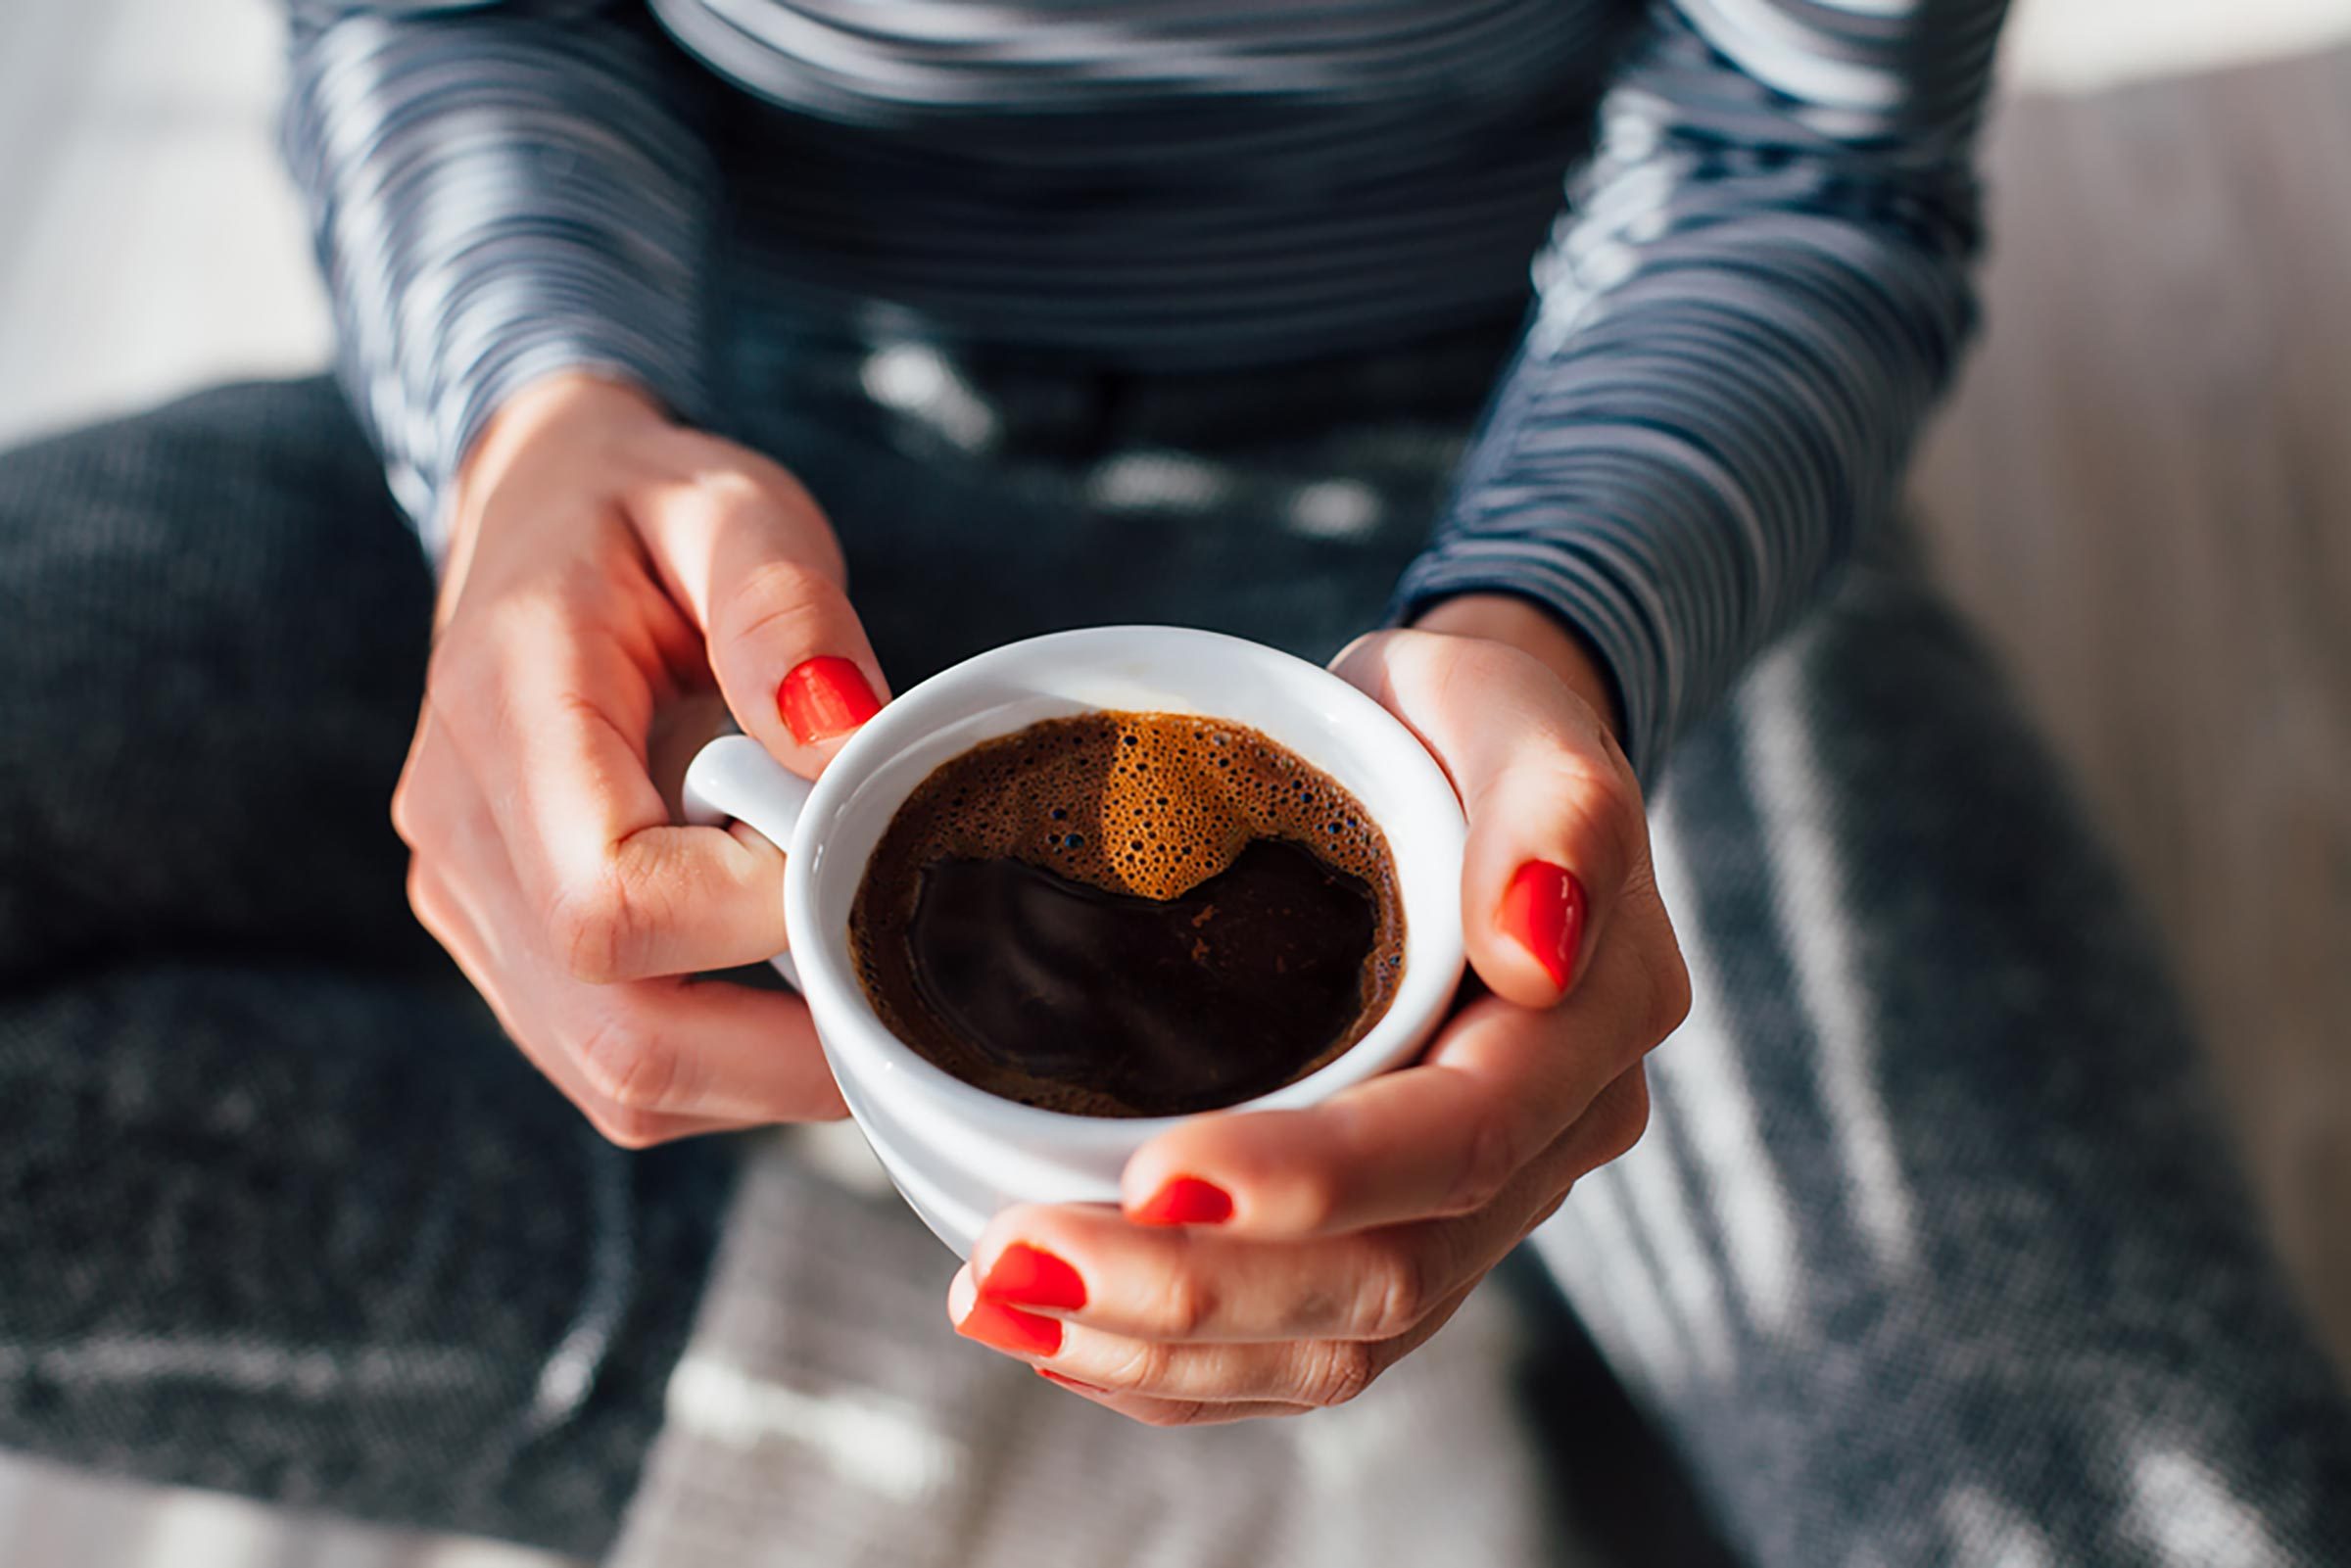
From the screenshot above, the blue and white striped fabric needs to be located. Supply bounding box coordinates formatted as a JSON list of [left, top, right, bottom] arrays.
[[279, 0, 2007, 778]]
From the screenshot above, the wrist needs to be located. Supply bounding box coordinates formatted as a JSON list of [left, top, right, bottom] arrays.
[[443, 370, 669, 588], [457, 370, 667, 494], [1410, 594, 1624, 739]]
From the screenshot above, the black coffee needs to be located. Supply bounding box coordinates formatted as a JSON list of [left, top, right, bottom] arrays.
[[848, 711, 1406, 1117]]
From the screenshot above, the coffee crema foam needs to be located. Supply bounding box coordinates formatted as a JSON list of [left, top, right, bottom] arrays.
[[848, 710, 1406, 1117]]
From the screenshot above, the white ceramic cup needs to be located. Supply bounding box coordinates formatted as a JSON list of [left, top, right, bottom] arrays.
[[680, 625, 1466, 1257]]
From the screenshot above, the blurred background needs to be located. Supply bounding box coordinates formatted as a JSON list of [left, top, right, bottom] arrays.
[[3, 0, 2347, 1561]]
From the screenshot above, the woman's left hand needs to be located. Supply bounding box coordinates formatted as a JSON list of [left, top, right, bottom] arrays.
[[944, 602, 1692, 1424]]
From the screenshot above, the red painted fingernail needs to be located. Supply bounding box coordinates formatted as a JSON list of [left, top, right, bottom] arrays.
[[1036, 1367, 1106, 1393], [979, 1243, 1087, 1310], [1500, 861, 1586, 989], [957, 1299, 1064, 1357], [778, 655, 882, 745], [1129, 1176, 1233, 1227]]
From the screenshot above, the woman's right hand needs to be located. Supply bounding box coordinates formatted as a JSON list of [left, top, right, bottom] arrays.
[[394, 372, 887, 1145]]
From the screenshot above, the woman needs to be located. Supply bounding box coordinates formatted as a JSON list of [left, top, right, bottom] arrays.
[[3, 0, 2347, 1562]]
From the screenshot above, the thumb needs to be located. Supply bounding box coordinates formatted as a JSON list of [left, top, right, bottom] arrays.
[[1333, 628, 1646, 1009], [632, 448, 890, 781]]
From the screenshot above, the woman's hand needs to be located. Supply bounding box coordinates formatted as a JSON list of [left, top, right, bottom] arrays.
[[944, 597, 1689, 1423], [394, 372, 888, 1145]]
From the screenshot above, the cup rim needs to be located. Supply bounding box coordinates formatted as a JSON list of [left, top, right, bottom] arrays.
[[784, 625, 1466, 1156]]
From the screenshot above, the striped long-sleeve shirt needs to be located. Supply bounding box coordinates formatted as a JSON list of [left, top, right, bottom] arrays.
[[281, 0, 2006, 778]]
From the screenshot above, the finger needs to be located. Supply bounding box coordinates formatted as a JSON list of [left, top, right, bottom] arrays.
[[396, 708, 515, 967], [564, 976, 848, 1125], [408, 859, 753, 1145], [962, 1203, 1472, 1345], [1488, 1059, 1652, 1248], [404, 733, 845, 1127], [430, 595, 793, 982], [1122, 901, 1676, 1237], [972, 1069, 1646, 1348], [1333, 628, 1647, 1006], [628, 446, 890, 777], [444, 762, 845, 1124], [951, 1266, 1475, 1410], [1030, 1378, 1313, 1428]]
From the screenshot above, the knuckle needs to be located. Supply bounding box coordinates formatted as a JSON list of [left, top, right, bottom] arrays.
[[1354, 1236, 1434, 1340], [1284, 1164, 1347, 1234], [1158, 1265, 1219, 1341], [1442, 1103, 1519, 1216], [1602, 1072, 1653, 1164], [548, 874, 641, 984], [389, 746, 457, 860], [575, 1010, 684, 1114], [1297, 1340, 1380, 1408], [1101, 1339, 1171, 1395], [718, 558, 837, 646], [1559, 765, 1645, 890], [1570, 748, 1640, 822], [585, 1102, 666, 1151], [388, 772, 422, 848], [1644, 940, 1695, 1043]]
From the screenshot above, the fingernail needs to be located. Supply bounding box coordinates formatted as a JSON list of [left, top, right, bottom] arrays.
[[957, 1299, 1064, 1357], [1500, 860, 1587, 989], [1129, 1176, 1233, 1227], [778, 655, 882, 745], [1036, 1367, 1106, 1392], [979, 1243, 1087, 1310]]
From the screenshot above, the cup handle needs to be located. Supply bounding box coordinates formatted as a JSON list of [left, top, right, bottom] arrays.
[[681, 734, 812, 991]]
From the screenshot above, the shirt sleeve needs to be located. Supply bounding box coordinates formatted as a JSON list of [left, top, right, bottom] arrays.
[[279, 0, 719, 560], [1392, 0, 2007, 779]]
